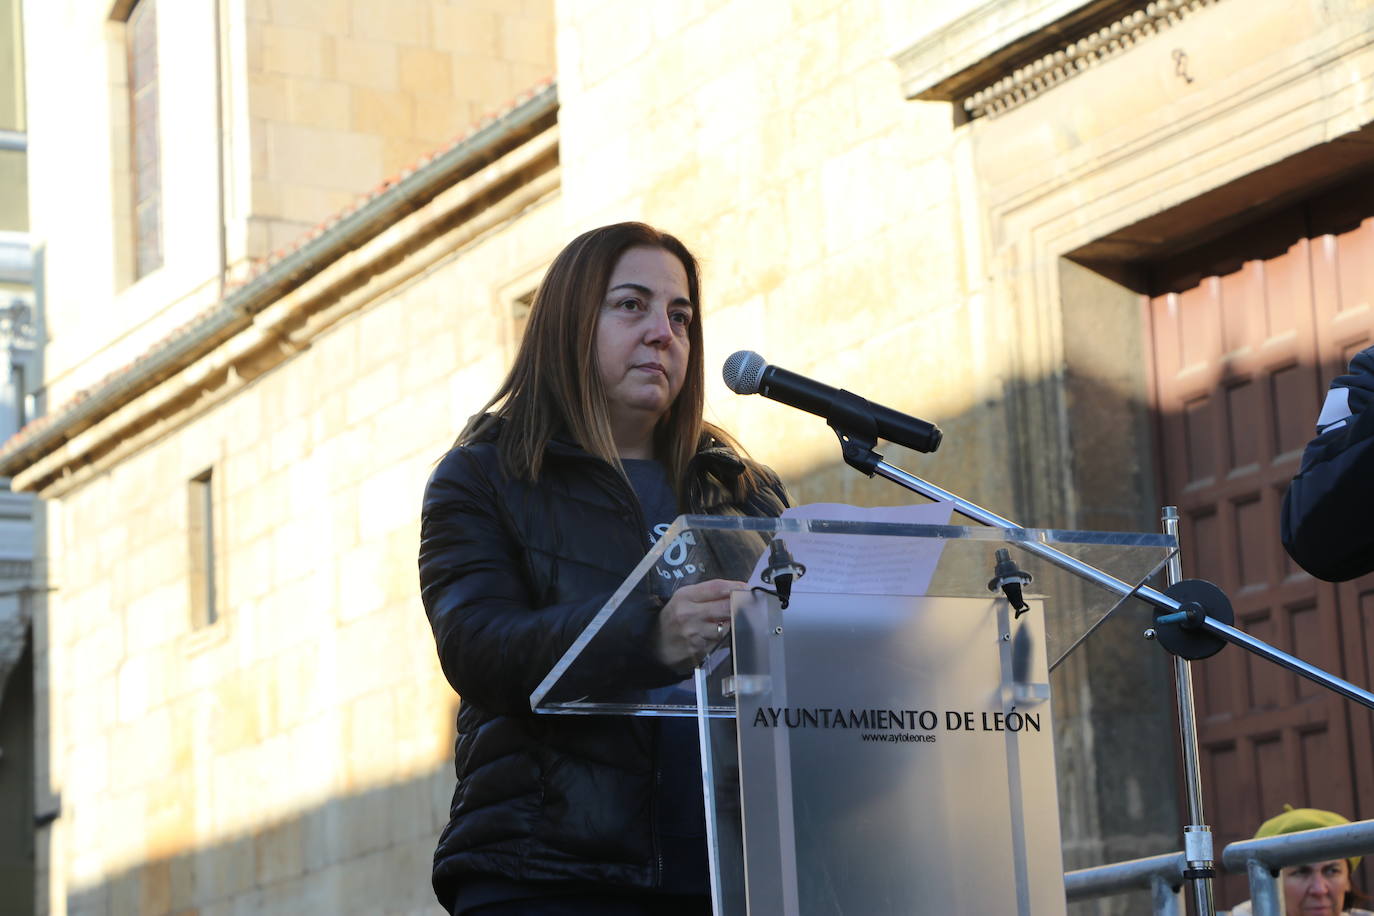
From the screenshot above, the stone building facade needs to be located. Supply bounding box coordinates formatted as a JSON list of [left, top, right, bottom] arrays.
[[3, 0, 1373, 913]]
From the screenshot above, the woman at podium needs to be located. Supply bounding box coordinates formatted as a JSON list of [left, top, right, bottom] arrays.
[[419, 222, 787, 915]]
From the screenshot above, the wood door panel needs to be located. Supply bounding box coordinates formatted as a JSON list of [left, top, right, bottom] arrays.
[[1145, 172, 1374, 908], [1341, 580, 1374, 843], [1310, 189, 1374, 376], [1271, 360, 1317, 461]]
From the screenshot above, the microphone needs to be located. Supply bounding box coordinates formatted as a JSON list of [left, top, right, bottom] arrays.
[[722, 351, 942, 454]]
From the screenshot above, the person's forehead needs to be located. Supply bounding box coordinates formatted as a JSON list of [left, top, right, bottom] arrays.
[[1285, 858, 1348, 873], [610, 247, 687, 281]]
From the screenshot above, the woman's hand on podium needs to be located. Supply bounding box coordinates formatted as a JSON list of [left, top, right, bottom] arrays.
[[653, 578, 744, 671]]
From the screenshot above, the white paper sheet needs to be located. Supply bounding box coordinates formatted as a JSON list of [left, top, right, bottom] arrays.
[[748, 501, 955, 597]]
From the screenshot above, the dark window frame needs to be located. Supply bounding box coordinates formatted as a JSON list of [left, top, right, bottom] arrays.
[[188, 467, 217, 628], [125, 0, 162, 278]]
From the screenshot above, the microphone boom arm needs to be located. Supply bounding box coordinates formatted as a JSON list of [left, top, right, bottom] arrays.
[[866, 455, 1374, 709]]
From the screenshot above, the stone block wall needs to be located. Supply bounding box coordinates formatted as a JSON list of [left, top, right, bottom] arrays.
[[555, 0, 1013, 517], [242, 0, 555, 259], [24, 0, 553, 417], [42, 193, 564, 916]]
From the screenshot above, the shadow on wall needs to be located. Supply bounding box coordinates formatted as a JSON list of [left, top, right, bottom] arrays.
[[0, 635, 35, 913], [61, 749, 455, 916]]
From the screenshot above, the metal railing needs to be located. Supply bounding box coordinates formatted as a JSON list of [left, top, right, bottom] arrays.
[[1065, 851, 1186, 915], [1065, 820, 1374, 915], [1222, 820, 1374, 916]]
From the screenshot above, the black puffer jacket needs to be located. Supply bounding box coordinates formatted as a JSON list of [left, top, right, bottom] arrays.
[[1282, 345, 1374, 581], [419, 429, 786, 911]]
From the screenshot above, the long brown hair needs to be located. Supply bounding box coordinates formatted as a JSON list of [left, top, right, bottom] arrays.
[[458, 222, 736, 492]]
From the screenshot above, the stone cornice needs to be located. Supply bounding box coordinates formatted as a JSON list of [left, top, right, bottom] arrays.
[[895, 0, 1138, 102], [894, 0, 1226, 120], [5, 112, 560, 498], [964, 0, 1223, 119]]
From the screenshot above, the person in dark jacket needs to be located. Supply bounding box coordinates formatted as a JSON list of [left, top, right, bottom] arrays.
[[419, 222, 787, 915], [1281, 345, 1374, 581]]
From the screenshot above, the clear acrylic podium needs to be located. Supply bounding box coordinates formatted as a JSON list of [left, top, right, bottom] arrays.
[[531, 515, 1176, 916]]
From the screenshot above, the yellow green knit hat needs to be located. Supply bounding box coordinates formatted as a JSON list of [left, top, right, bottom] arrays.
[[1254, 805, 1361, 872]]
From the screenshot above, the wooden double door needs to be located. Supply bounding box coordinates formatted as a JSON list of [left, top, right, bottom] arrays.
[[1145, 172, 1374, 905]]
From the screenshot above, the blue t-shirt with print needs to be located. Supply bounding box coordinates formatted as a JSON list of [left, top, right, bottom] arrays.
[[623, 459, 709, 897]]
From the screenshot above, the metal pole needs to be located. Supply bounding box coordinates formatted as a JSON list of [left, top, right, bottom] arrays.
[[1188, 616, 1374, 708], [870, 461, 1374, 711], [696, 665, 727, 916], [1161, 507, 1215, 916], [1152, 874, 1185, 916], [1247, 859, 1282, 916]]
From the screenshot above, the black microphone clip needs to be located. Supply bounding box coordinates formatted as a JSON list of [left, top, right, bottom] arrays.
[[761, 538, 806, 610], [988, 548, 1032, 618]]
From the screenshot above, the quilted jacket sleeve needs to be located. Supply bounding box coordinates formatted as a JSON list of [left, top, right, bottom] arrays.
[[1281, 346, 1374, 582], [419, 447, 680, 716]]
